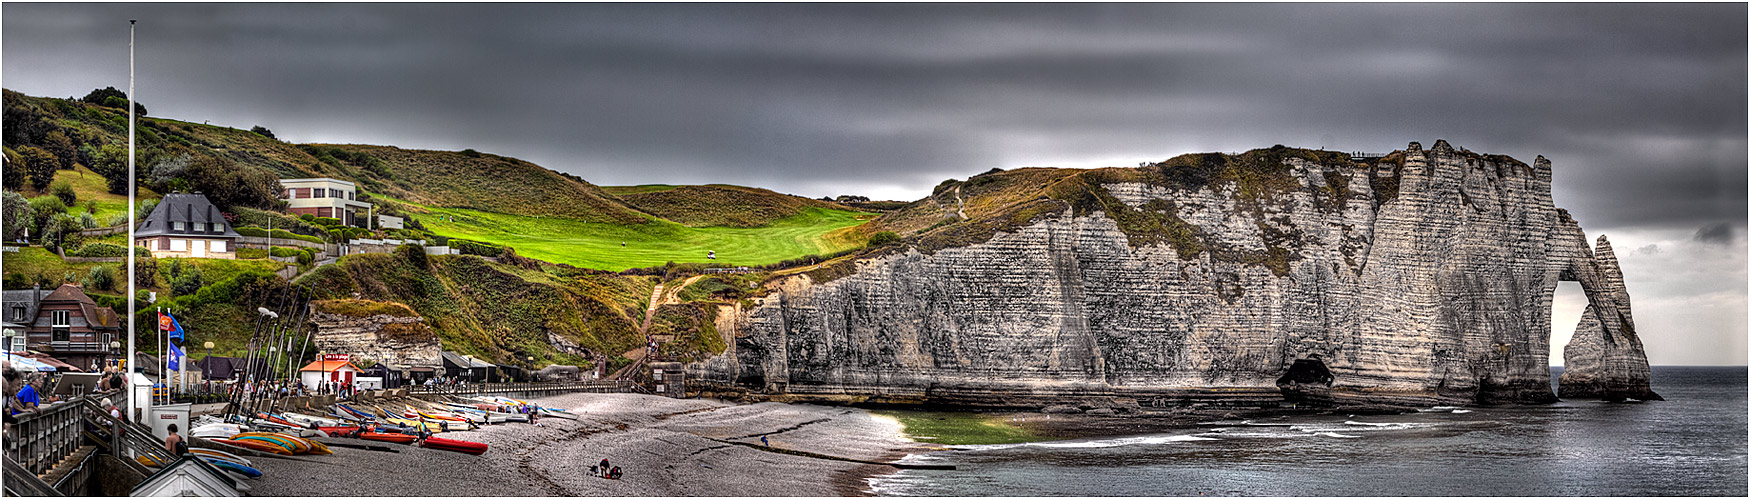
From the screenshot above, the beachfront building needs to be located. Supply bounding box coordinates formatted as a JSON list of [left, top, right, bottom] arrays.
[[280, 178, 373, 228], [3, 285, 53, 353], [298, 358, 366, 391], [134, 193, 242, 259], [9, 283, 122, 371]]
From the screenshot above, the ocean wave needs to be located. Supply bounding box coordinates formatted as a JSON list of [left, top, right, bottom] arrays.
[[1451, 409, 1472, 414], [953, 434, 1219, 451], [1343, 420, 1433, 430], [1315, 432, 1362, 439]]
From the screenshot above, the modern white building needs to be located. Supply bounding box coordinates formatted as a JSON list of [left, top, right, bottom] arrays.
[[280, 178, 374, 228]]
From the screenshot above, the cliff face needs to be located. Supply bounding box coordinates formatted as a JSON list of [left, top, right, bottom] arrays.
[[309, 309, 443, 371], [691, 141, 1658, 407]]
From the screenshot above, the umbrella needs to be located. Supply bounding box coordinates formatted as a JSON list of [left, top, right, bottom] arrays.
[[3, 353, 57, 372]]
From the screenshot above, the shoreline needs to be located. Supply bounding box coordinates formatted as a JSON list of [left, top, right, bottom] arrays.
[[245, 392, 926, 496]]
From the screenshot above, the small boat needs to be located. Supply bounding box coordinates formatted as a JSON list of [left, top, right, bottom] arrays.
[[318, 425, 361, 436], [213, 438, 293, 455], [383, 417, 446, 433], [201, 457, 264, 478], [282, 412, 342, 427], [419, 436, 489, 455], [233, 433, 309, 454], [189, 447, 254, 467], [191, 423, 245, 439], [358, 432, 418, 444]]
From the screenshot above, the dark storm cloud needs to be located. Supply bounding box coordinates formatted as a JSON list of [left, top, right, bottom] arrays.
[[2, 3, 1743, 229], [1695, 222, 1737, 245]]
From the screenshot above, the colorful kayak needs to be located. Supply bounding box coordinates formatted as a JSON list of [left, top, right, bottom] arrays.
[[201, 457, 263, 478], [213, 438, 293, 455], [419, 436, 488, 455], [358, 432, 418, 444], [189, 447, 254, 467], [232, 433, 307, 454]]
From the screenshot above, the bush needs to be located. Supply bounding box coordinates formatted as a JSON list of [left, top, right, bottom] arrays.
[[78, 212, 96, 229], [70, 242, 128, 257], [27, 196, 66, 236], [43, 213, 82, 251], [84, 265, 116, 292], [867, 231, 900, 247], [450, 239, 504, 257], [134, 256, 158, 288], [311, 216, 342, 228], [49, 180, 76, 205], [395, 243, 428, 270], [170, 264, 204, 296], [461, 148, 481, 158], [249, 125, 275, 140], [269, 246, 304, 258], [137, 198, 158, 221], [106, 213, 129, 227], [236, 247, 268, 259]]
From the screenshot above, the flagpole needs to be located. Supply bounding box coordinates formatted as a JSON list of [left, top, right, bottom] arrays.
[[126, 18, 138, 420]]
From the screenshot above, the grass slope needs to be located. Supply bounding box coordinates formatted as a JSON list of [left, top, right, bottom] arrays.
[[605, 184, 859, 228], [408, 197, 871, 271], [316, 144, 647, 224]]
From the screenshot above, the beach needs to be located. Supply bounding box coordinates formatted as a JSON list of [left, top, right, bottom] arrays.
[[243, 393, 929, 496]]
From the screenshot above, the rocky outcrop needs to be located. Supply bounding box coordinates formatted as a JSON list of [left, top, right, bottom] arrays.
[[691, 141, 1657, 408], [309, 309, 443, 370]]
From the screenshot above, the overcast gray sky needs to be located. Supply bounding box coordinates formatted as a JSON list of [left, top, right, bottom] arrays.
[[3, 3, 1744, 365]]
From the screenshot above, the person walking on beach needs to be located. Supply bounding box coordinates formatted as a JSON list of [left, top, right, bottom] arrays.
[[761, 435, 769, 447], [599, 458, 610, 477]]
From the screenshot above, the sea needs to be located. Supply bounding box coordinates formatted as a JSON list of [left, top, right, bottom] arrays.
[[868, 366, 1747, 496]]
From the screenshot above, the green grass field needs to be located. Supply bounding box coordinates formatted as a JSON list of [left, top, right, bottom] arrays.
[[43, 165, 160, 224], [405, 199, 873, 271]]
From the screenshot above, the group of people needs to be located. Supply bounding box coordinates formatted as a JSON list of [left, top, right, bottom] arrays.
[[590, 458, 623, 480]]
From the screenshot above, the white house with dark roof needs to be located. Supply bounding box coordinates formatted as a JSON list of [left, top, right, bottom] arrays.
[[134, 193, 242, 259]]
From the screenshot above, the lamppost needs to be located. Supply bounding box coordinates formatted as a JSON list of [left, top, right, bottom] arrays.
[[203, 341, 214, 379], [526, 356, 534, 383], [110, 341, 121, 371]]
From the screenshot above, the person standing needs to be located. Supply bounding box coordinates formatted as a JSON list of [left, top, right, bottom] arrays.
[[164, 423, 187, 455]]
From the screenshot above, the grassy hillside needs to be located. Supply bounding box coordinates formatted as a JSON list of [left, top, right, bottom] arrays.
[[397, 196, 870, 271], [311, 144, 647, 224], [295, 251, 672, 369], [604, 184, 858, 228]]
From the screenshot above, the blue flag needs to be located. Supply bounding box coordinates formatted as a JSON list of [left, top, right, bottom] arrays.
[[166, 313, 185, 344], [168, 342, 184, 371]]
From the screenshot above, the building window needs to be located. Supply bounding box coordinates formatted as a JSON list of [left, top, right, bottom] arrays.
[[170, 239, 187, 251], [52, 310, 69, 326], [10, 306, 25, 322], [295, 188, 311, 199], [194, 222, 206, 232], [172, 221, 185, 231], [53, 327, 69, 342], [348, 191, 355, 201], [315, 188, 326, 198], [211, 240, 227, 253], [211, 223, 223, 234]]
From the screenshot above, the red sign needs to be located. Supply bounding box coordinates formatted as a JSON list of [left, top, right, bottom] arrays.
[[158, 314, 172, 331], [160, 414, 178, 419], [322, 354, 351, 363]]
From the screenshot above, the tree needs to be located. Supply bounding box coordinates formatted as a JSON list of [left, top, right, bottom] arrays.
[[84, 265, 116, 292], [84, 87, 146, 115], [27, 196, 65, 239], [1, 191, 31, 241], [16, 146, 58, 191], [90, 143, 133, 195], [40, 131, 76, 170], [249, 126, 275, 140], [2, 148, 23, 190]]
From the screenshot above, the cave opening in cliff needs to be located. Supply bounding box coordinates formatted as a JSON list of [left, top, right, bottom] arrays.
[[1551, 281, 1587, 369], [1276, 356, 1335, 403]]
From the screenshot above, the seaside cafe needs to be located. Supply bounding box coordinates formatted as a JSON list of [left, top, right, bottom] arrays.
[[299, 354, 365, 390]]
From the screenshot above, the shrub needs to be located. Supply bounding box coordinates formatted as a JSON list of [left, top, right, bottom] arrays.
[[84, 265, 116, 292], [134, 256, 158, 288], [106, 213, 129, 227], [249, 125, 275, 140], [83, 200, 98, 214], [461, 148, 481, 158], [27, 195, 66, 235], [867, 231, 900, 247], [236, 247, 268, 259], [311, 216, 342, 227], [297, 248, 314, 265], [450, 239, 504, 257], [395, 243, 428, 269], [70, 242, 127, 257], [137, 198, 158, 221], [269, 246, 304, 258], [300, 214, 314, 222], [61, 271, 77, 285], [170, 264, 204, 296], [49, 180, 76, 205], [78, 212, 96, 229]]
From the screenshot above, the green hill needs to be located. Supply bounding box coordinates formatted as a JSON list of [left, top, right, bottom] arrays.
[[604, 184, 858, 228], [308, 144, 648, 224]]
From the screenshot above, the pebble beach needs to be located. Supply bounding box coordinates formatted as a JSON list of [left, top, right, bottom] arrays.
[[242, 393, 929, 496]]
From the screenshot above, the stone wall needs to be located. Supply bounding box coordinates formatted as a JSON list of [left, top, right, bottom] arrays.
[[690, 141, 1658, 408]]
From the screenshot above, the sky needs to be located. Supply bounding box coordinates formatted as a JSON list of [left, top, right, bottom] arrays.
[[3, 3, 1744, 365]]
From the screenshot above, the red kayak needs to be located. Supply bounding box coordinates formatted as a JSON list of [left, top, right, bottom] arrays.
[[318, 426, 361, 436], [420, 436, 488, 455], [359, 432, 418, 444]]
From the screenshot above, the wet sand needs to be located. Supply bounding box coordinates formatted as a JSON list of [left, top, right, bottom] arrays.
[[245, 393, 927, 496]]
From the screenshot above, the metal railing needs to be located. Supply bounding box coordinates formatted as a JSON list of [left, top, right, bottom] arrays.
[[406, 380, 631, 396]]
